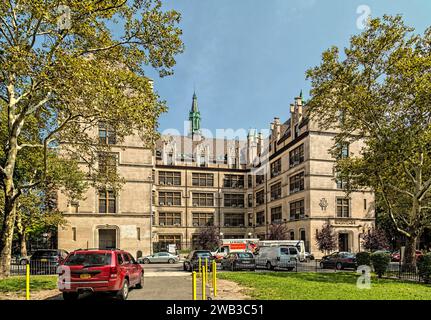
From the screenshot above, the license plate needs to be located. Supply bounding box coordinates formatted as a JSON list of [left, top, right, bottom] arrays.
[[80, 274, 91, 279], [40, 259, 47, 262]]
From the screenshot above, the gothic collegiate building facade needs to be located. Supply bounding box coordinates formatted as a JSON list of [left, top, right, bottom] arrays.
[[57, 92, 375, 259]]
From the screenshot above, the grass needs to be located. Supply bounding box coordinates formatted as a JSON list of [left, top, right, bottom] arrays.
[[218, 272, 431, 300], [0, 276, 57, 294]]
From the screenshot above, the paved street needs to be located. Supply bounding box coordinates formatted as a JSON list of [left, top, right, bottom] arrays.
[[50, 262, 202, 300]]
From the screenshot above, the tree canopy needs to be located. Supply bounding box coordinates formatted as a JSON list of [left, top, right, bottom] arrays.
[[0, 0, 184, 277]]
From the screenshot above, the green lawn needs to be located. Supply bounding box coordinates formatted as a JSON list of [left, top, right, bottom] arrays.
[[0, 276, 57, 293], [218, 272, 431, 300]]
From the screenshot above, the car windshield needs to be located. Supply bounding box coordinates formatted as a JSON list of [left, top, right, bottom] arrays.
[[237, 253, 253, 259], [64, 253, 111, 266], [32, 251, 56, 258], [195, 252, 211, 258]]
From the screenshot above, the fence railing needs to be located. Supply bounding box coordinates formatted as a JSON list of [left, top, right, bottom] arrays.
[[10, 261, 59, 276]]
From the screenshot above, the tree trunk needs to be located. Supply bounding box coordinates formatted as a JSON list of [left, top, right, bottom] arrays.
[[0, 200, 17, 278], [403, 236, 417, 267], [15, 212, 27, 257]]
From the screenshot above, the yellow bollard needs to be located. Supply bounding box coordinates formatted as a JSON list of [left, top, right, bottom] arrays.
[[212, 260, 217, 297], [192, 271, 197, 300], [205, 258, 208, 284], [198, 257, 202, 277], [26, 262, 30, 300], [201, 266, 206, 300]]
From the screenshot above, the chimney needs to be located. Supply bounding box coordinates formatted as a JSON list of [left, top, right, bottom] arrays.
[[274, 117, 281, 141]]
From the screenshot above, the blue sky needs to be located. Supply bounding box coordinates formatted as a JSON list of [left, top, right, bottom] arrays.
[[144, 0, 431, 137]]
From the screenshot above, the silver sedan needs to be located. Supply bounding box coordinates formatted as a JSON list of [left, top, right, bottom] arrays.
[[138, 252, 180, 264]]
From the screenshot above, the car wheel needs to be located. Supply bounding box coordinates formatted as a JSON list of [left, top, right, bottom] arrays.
[[62, 292, 79, 301], [20, 259, 28, 265], [168, 258, 175, 264], [117, 279, 129, 300], [319, 262, 324, 269], [266, 261, 272, 270], [336, 262, 343, 270], [143, 258, 150, 264], [135, 272, 144, 289]]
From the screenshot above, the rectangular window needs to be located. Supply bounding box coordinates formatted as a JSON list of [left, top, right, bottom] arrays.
[[289, 172, 305, 194], [271, 206, 282, 223], [270, 159, 282, 178], [98, 122, 116, 145], [248, 175, 252, 188], [223, 175, 245, 188], [72, 227, 76, 241], [256, 173, 265, 185], [289, 144, 305, 167], [270, 182, 282, 200], [290, 200, 304, 221], [192, 173, 214, 187], [224, 213, 245, 227], [224, 194, 245, 207], [192, 213, 214, 227], [256, 211, 265, 226], [159, 171, 181, 186], [137, 227, 141, 240], [158, 192, 181, 206], [338, 143, 349, 159], [98, 153, 117, 176], [248, 194, 253, 207], [159, 212, 181, 226], [158, 235, 181, 250], [192, 193, 214, 207], [248, 213, 253, 227], [364, 199, 367, 210], [337, 198, 350, 217], [99, 189, 116, 213], [256, 190, 265, 206]]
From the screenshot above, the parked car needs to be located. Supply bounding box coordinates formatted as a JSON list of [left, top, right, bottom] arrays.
[[221, 252, 256, 271], [304, 252, 315, 262], [58, 249, 143, 300], [29, 249, 68, 274], [319, 252, 356, 270], [391, 250, 423, 262], [183, 250, 215, 272], [138, 252, 180, 264], [255, 246, 298, 271]]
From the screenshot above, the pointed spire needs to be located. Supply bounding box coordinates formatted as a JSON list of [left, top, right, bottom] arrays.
[[189, 90, 201, 136], [299, 90, 303, 99]]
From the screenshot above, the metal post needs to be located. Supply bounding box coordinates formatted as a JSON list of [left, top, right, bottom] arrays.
[[192, 271, 197, 300], [212, 260, 217, 297], [205, 258, 208, 284], [201, 266, 206, 300], [26, 262, 30, 300]]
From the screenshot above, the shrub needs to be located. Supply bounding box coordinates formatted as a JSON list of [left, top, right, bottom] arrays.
[[356, 252, 371, 267], [370, 252, 391, 278], [417, 253, 431, 284]]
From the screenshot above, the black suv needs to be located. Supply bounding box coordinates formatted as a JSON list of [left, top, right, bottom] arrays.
[[30, 249, 69, 274], [183, 250, 214, 272]]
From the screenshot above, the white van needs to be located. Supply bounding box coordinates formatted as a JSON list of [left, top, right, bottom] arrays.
[[255, 246, 298, 271], [258, 240, 306, 261]]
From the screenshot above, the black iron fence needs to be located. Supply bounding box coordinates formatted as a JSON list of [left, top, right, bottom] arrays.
[[10, 261, 59, 276], [383, 263, 423, 283]]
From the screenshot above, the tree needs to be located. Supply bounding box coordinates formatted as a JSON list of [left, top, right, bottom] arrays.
[[362, 228, 389, 252], [316, 224, 337, 254], [195, 226, 220, 251], [306, 15, 431, 266], [0, 0, 184, 277], [268, 223, 288, 240]]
